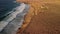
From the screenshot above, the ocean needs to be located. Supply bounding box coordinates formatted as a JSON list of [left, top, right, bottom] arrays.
[[0, 0, 20, 20], [0, 2, 29, 34]]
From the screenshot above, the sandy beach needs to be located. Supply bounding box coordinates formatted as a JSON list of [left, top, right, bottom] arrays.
[[17, 0, 60, 34]]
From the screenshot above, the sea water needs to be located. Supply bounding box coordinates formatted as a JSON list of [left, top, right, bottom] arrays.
[[0, 0, 20, 20], [0, 0, 29, 34]]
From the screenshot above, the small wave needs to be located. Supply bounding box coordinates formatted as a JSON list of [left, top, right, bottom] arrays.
[[0, 3, 29, 34]]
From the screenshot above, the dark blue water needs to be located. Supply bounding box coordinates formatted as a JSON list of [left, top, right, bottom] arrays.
[[0, 0, 20, 20]]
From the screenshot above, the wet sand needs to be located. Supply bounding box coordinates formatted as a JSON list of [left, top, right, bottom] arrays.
[[17, 0, 60, 34], [21, 3, 60, 34]]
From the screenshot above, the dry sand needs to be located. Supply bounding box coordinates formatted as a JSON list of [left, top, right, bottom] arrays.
[[17, 0, 60, 34]]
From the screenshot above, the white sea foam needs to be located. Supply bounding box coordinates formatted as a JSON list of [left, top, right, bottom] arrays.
[[0, 3, 25, 31]]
